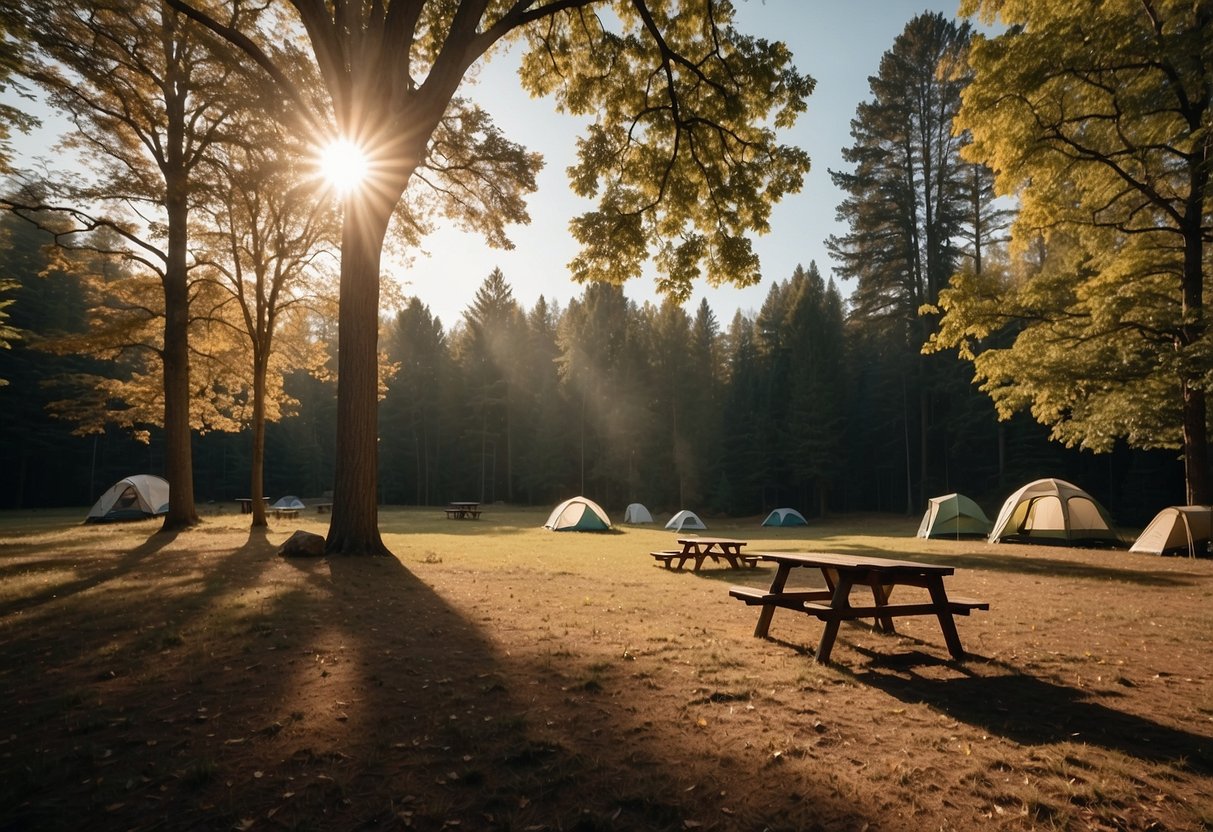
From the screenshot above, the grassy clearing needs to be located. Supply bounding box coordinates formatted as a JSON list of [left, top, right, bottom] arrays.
[[0, 505, 1210, 830]]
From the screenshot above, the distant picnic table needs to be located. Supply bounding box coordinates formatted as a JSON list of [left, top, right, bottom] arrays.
[[650, 537, 760, 571], [237, 497, 270, 514], [445, 501, 481, 520]]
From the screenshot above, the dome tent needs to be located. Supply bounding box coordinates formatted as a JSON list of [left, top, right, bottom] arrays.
[[1130, 506, 1212, 557], [916, 493, 990, 539], [271, 495, 305, 510], [86, 474, 170, 523], [762, 507, 807, 527], [623, 503, 654, 524], [988, 478, 1122, 547], [544, 496, 612, 531], [665, 510, 706, 531]]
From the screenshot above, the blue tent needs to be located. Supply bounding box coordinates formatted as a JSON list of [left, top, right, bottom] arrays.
[[762, 508, 807, 527]]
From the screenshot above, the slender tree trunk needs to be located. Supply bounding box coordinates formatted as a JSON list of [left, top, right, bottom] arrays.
[[1181, 216, 1210, 504], [250, 350, 268, 528], [1181, 140, 1210, 504], [902, 375, 913, 515], [160, 181, 199, 531], [157, 5, 197, 532]]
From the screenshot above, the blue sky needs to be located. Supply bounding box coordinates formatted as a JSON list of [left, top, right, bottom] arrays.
[[405, 0, 963, 328], [8, 1, 963, 329]]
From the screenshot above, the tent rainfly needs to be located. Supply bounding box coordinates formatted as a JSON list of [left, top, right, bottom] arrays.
[[85, 474, 170, 523], [271, 495, 305, 510], [623, 503, 654, 524], [1130, 506, 1212, 557], [916, 493, 990, 539], [665, 510, 707, 531], [988, 478, 1122, 546], [544, 496, 612, 531], [763, 507, 808, 527]]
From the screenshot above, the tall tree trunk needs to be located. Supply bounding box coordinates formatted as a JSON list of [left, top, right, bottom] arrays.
[[157, 6, 198, 532], [1181, 148, 1210, 504], [160, 182, 199, 531], [1182, 383, 1209, 505], [250, 349, 268, 528], [1181, 203, 1210, 504], [325, 195, 394, 556]]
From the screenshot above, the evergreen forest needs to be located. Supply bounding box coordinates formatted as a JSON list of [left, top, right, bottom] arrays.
[[0, 226, 1183, 524]]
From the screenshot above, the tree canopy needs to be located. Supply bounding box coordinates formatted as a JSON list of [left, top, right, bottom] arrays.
[[931, 0, 1213, 502], [169, 0, 815, 554]]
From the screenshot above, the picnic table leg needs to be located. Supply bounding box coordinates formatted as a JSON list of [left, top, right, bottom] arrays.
[[868, 581, 896, 634], [754, 563, 792, 638], [723, 544, 742, 569], [815, 573, 856, 664], [927, 578, 966, 660]]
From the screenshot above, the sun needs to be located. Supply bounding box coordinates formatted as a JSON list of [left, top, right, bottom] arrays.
[[319, 138, 370, 194]]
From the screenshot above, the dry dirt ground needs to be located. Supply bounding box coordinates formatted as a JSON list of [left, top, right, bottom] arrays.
[[0, 506, 1210, 832]]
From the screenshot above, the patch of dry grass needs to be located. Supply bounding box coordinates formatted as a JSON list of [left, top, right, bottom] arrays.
[[0, 505, 1210, 831]]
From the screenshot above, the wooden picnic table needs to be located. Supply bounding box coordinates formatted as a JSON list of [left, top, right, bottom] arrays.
[[651, 537, 760, 571], [445, 501, 482, 520], [237, 497, 270, 514], [729, 552, 988, 663]]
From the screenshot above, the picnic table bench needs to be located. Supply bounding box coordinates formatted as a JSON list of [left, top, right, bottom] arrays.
[[729, 552, 987, 663], [445, 501, 482, 520], [651, 537, 760, 570]]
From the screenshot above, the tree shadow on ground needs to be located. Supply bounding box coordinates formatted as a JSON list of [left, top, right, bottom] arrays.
[[843, 650, 1213, 775], [0, 528, 180, 617], [209, 553, 854, 831]]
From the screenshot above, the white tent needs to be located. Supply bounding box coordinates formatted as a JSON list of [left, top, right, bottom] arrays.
[[85, 474, 170, 523], [762, 507, 807, 527], [623, 503, 654, 524], [544, 496, 612, 531], [271, 495, 305, 510], [665, 510, 706, 531], [916, 493, 990, 539], [1130, 506, 1212, 557], [988, 478, 1122, 546]]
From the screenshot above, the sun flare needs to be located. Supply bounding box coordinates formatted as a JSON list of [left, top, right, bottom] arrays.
[[319, 138, 370, 194]]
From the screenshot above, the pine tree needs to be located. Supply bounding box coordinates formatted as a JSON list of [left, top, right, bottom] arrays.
[[828, 12, 976, 510]]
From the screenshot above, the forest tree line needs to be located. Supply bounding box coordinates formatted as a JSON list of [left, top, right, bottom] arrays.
[[0, 215, 1183, 524]]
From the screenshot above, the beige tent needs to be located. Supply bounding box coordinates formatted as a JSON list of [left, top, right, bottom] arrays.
[[989, 478, 1122, 547], [1130, 506, 1212, 557], [544, 496, 612, 531], [85, 474, 169, 523]]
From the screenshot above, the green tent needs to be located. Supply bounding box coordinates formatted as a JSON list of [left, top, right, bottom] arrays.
[[916, 493, 990, 539]]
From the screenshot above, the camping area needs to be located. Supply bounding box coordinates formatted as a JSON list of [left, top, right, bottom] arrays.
[[1, 506, 1210, 831], [3, 2, 1213, 830]]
